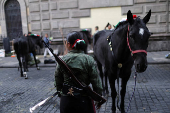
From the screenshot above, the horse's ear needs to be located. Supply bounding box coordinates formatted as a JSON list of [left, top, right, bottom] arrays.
[[143, 9, 151, 24], [127, 10, 134, 25]]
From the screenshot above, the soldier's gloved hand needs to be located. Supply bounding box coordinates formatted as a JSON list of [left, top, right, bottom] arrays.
[[57, 91, 61, 97], [95, 101, 101, 109]]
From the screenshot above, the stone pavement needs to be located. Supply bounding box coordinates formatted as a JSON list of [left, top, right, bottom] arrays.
[[0, 65, 170, 113], [0, 51, 170, 113], [0, 51, 170, 68]]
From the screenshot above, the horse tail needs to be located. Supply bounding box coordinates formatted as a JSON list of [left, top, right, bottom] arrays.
[[18, 41, 22, 55], [15, 38, 29, 57], [14, 39, 19, 55]]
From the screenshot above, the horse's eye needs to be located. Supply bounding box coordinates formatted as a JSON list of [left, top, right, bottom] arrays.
[[129, 33, 133, 38], [129, 34, 132, 38], [150, 32, 153, 36]]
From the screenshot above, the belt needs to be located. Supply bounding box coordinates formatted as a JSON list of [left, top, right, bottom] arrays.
[[62, 83, 86, 97]]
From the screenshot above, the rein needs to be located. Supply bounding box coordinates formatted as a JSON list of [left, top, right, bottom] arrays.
[[126, 71, 137, 113]]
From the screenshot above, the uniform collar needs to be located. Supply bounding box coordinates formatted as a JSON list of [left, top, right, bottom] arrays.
[[68, 50, 84, 53]]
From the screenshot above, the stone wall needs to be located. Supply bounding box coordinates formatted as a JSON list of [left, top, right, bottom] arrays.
[[0, 0, 169, 52], [122, 0, 169, 34], [28, 0, 88, 39]]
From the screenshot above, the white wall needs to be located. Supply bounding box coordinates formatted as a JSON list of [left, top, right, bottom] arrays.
[[80, 7, 126, 35]]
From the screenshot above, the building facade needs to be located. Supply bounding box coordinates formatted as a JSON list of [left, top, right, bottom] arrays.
[[0, 0, 169, 51]]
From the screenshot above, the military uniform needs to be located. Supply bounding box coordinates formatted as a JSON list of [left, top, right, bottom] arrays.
[[54, 50, 102, 113]]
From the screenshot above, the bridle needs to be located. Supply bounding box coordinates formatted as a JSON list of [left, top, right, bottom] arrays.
[[127, 25, 147, 56]]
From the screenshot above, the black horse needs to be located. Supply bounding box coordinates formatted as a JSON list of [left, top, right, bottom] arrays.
[[93, 10, 151, 113], [14, 35, 43, 79]]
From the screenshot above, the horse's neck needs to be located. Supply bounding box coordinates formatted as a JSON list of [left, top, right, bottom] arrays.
[[112, 24, 130, 63], [27, 37, 36, 48], [29, 37, 37, 44]]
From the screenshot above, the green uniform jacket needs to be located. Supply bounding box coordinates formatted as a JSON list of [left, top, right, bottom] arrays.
[[54, 50, 103, 96]]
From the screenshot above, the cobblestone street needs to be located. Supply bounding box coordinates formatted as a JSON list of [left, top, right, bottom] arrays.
[[0, 64, 170, 113]]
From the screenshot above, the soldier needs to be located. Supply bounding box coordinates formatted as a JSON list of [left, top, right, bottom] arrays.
[[54, 31, 103, 113], [104, 23, 113, 30]]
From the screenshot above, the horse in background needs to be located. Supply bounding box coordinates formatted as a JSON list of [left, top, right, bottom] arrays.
[[58, 29, 92, 55], [93, 10, 151, 113], [14, 35, 43, 79]]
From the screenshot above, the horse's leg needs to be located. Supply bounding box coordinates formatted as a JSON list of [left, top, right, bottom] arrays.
[[17, 55, 23, 77], [22, 56, 28, 79], [120, 77, 130, 113], [26, 54, 29, 72], [96, 60, 105, 96], [25, 54, 29, 71], [108, 76, 117, 113], [32, 52, 40, 70], [104, 68, 109, 95]]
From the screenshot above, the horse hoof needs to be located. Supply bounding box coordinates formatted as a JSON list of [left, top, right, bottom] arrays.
[[37, 67, 40, 70], [25, 74, 28, 79], [106, 91, 109, 94], [121, 109, 125, 113], [105, 93, 109, 98], [23, 72, 27, 79]]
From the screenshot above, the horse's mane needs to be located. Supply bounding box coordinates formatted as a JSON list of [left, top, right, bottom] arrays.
[[115, 17, 142, 30], [114, 21, 128, 31], [27, 35, 40, 38]]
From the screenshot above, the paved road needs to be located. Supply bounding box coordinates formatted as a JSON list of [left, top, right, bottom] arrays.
[[0, 64, 170, 113]]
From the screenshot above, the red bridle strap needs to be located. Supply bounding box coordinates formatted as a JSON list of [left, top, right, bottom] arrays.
[[132, 50, 147, 55], [127, 26, 147, 56]]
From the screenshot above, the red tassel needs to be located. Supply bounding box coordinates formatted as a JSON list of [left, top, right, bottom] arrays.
[[133, 15, 137, 18]]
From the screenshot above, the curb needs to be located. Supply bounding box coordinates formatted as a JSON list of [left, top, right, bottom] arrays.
[[0, 62, 170, 68], [148, 62, 170, 64], [0, 64, 56, 68]]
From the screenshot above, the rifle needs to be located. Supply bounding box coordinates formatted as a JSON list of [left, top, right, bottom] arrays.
[[42, 40, 106, 109]]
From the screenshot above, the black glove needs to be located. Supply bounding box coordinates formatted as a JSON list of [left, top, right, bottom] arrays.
[[57, 91, 61, 97]]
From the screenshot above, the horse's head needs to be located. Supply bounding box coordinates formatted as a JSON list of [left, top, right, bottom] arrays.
[[31, 35, 43, 49], [127, 10, 151, 73], [38, 36, 44, 48]]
